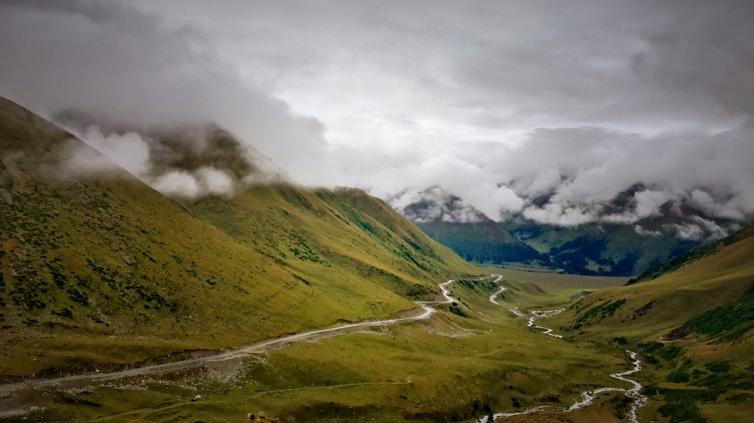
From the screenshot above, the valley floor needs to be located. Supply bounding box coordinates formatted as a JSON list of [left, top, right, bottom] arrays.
[[0, 270, 750, 422]]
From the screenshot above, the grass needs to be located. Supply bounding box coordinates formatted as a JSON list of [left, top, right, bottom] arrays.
[[547, 224, 754, 422], [0, 96, 475, 378], [19, 270, 628, 422]]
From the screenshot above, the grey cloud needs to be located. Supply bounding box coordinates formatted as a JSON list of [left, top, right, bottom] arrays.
[[0, 0, 329, 188], [2, 0, 753, 233], [58, 120, 287, 198]]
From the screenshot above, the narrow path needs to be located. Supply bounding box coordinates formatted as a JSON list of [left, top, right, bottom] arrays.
[[0, 279, 461, 396], [483, 276, 648, 423]]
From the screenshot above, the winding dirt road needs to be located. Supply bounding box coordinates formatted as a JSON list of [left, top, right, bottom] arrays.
[[0, 279, 461, 396], [2, 273, 647, 423]]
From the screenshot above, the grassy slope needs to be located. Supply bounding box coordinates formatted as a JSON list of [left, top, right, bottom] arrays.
[[32, 271, 627, 423], [188, 185, 473, 303], [0, 96, 475, 378], [550, 225, 754, 422]]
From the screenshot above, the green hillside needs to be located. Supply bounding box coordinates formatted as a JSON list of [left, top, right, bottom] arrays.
[[0, 97, 475, 379], [551, 224, 754, 421], [501, 217, 698, 276], [627, 225, 754, 284], [188, 184, 474, 304]]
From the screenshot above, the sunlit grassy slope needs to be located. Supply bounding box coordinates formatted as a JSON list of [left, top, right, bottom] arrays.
[[32, 271, 626, 422], [551, 225, 754, 422], [188, 184, 473, 302], [0, 96, 475, 378]]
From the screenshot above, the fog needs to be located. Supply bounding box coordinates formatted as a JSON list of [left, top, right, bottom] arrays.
[[1, 0, 753, 232]]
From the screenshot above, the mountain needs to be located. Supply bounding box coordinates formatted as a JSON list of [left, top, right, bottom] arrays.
[[0, 97, 475, 378], [501, 184, 743, 276], [389, 187, 543, 264], [627, 224, 754, 284], [553, 224, 754, 420], [390, 185, 712, 276], [501, 216, 698, 276]]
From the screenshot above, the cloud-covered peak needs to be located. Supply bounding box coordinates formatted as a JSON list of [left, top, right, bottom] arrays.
[[389, 186, 491, 224], [58, 116, 286, 199], [2, 1, 753, 225]]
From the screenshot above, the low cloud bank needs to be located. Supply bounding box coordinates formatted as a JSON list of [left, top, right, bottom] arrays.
[[0, 0, 329, 193], [61, 122, 285, 198]]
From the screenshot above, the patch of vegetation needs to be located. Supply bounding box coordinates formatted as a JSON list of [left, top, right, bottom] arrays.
[[612, 336, 628, 345], [405, 283, 432, 299], [611, 394, 632, 419], [634, 300, 655, 316], [291, 273, 312, 286], [638, 342, 683, 369], [289, 234, 323, 263], [657, 388, 719, 423], [449, 302, 467, 317], [456, 277, 497, 291], [680, 288, 754, 341], [704, 361, 730, 373], [573, 298, 626, 328], [51, 307, 74, 319], [657, 398, 705, 423], [667, 368, 691, 383], [395, 244, 429, 271]]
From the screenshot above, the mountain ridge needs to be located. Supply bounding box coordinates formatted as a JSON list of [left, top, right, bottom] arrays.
[[0, 96, 476, 378], [388, 187, 543, 264]]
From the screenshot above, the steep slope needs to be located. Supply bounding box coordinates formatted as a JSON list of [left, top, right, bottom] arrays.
[[553, 225, 754, 421], [188, 185, 475, 302], [0, 97, 475, 378], [627, 225, 754, 284], [389, 187, 542, 264]]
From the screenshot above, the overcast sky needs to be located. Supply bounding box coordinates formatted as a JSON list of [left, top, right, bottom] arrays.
[[1, 0, 753, 228]]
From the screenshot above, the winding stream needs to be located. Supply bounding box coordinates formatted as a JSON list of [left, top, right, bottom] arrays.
[[482, 274, 647, 423]]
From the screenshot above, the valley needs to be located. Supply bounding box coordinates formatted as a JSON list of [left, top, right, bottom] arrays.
[[2, 271, 642, 422], [2, 1, 753, 421], [0, 75, 752, 423]]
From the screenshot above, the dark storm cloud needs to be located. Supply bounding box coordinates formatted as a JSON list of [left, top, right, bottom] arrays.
[[1, 0, 753, 229], [0, 0, 325, 197]]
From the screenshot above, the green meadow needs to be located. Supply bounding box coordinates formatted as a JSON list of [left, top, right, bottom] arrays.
[[16, 271, 635, 422]]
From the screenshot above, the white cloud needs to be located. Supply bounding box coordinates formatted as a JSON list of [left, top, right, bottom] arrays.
[[196, 167, 234, 195], [152, 170, 200, 198]]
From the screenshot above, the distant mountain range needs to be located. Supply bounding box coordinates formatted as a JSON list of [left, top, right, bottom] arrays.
[[388, 187, 544, 265], [390, 186, 743, 276]]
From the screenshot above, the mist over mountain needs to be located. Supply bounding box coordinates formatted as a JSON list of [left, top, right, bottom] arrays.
[[2, 1, 754, 421], [391, 185, 736, 275], [390, 187, 542, 265], [389, 186, 489, 224], [2, 1, 754, 231], [56, 114, 286, 198]]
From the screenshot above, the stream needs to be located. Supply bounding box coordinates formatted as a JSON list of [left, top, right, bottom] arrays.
[[481, 274, 648, 423]]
